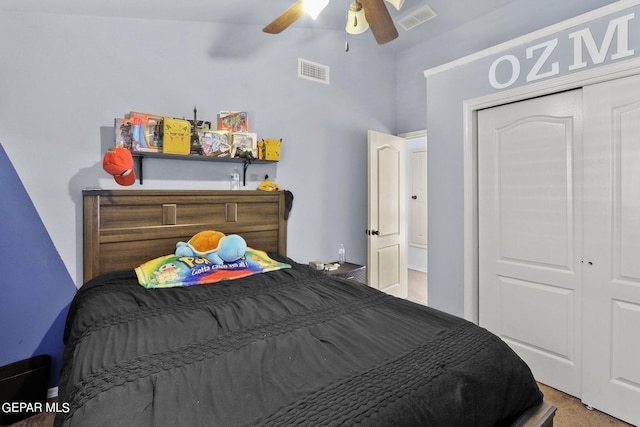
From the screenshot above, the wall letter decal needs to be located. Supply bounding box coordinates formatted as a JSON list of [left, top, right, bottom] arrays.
[[569, 13, 635, 70], [526, 39, 560, 82], [489, 55, 520, 89]]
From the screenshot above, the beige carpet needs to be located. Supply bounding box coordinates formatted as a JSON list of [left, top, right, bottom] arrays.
[[7, 408, 53, 426], [538, 383, 632, 426], [408, 268, 427, 305]]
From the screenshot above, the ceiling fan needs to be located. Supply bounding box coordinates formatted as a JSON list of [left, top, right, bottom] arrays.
[[263, 0, 403, 45]]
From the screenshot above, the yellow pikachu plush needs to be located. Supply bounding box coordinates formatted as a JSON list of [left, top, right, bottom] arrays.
[[257, 175, 281, 191]]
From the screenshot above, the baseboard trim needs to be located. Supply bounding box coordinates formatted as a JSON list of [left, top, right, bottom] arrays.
[[47, 387, 58, 400]]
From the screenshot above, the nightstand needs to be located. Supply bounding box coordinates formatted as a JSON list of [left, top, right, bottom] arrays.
[[326, 262, 366, 285]]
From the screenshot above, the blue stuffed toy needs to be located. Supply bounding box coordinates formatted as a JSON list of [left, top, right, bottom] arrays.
[[175, 230, 247, 265], [215, 234, 248, 264]]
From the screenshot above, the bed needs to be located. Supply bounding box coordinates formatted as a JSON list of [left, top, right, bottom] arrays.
[[55, 190, 555, 426]]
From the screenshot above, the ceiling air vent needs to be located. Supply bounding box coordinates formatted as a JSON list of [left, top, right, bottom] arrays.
[[397, 4, 437, 31], [298, 58, 330, 85]]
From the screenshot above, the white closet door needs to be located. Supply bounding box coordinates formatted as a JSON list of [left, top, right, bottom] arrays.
[[581, 74, 640, 426], [478, 90, 584, 397]]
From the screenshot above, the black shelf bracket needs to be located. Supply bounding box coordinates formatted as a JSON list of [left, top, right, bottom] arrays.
[[136, 155, 144, 185], [242, 158, 253, 186]]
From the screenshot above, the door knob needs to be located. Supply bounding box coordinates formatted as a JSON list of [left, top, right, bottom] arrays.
[[411, 195, 417, 200]]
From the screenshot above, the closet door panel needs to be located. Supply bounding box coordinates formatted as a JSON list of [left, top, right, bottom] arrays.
[[478, 89, 584, 397], [582, 74, 640, 427]]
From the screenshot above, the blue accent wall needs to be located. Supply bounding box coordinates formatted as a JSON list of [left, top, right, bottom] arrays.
[[0, 144, 76, 387]]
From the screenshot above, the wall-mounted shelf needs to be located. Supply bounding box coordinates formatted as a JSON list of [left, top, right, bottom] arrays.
[[131, 152, 277, 185]]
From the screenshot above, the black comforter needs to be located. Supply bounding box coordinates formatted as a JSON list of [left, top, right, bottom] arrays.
[[55, 256, 542, 426]]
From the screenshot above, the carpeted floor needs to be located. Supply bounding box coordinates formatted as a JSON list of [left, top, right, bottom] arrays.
[[538, 383, 632, 426], [408, 268, 427, 305], [7, 408, 53, 427]]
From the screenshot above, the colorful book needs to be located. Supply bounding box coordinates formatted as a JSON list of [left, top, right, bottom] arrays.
[[129, 112, 163, 152], [114, 118, 134, 149], [201, 130, 231, 157], [231, 132, 257, 158], [162, 117, 191, 155], [218, 111, 248, 132]]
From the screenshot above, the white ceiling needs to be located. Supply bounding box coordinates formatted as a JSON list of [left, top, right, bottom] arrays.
[[0, 0, 619, 55]]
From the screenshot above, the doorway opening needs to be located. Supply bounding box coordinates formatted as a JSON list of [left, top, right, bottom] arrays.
[[405, 133, 428, 305]]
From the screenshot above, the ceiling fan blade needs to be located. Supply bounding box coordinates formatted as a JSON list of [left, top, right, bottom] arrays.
[[360, 0, 399, 44], [263, 0, 306, 34]]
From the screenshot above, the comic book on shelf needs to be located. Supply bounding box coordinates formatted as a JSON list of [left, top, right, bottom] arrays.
[[231, 132, 257, 158], [218, 111, 248, 133], [129, 112, 163, 152], [189, 119, 212, 132], [200, 130, 231, 157], [114, 118, 134, 149]]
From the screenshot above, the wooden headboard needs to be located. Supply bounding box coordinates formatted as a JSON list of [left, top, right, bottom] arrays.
[[83, 190, 287, 282]]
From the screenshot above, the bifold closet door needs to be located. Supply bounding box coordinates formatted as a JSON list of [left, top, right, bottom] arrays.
[[477, 89, 584, 398], [478, 75, 640, 426], [581, 74, 640, 427]]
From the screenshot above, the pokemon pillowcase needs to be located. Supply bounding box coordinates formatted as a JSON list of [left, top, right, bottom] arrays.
[[135, 248, 291, 289]]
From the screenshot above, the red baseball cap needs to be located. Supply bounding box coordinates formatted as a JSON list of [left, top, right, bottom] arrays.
[[103, 147, 135, 186]]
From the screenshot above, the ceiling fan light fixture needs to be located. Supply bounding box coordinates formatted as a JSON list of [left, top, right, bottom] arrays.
[[346, 1, 369, 34], [385, 0, 404, 11], [303, 0, 330, 20]]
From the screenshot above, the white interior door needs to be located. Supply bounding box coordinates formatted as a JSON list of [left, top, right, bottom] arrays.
[[478, 89, 584, 397], [581, 74, 640, 426], [367, 130, 407, 298]]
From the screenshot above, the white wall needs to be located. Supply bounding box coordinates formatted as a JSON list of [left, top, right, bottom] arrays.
[[0, 12, 397, 286]]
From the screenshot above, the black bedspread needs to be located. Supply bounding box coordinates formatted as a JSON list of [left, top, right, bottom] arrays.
[[55, 256, 542, 426]]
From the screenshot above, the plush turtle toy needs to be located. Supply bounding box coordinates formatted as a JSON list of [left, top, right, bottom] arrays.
[[175, 230, 247, 265]]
